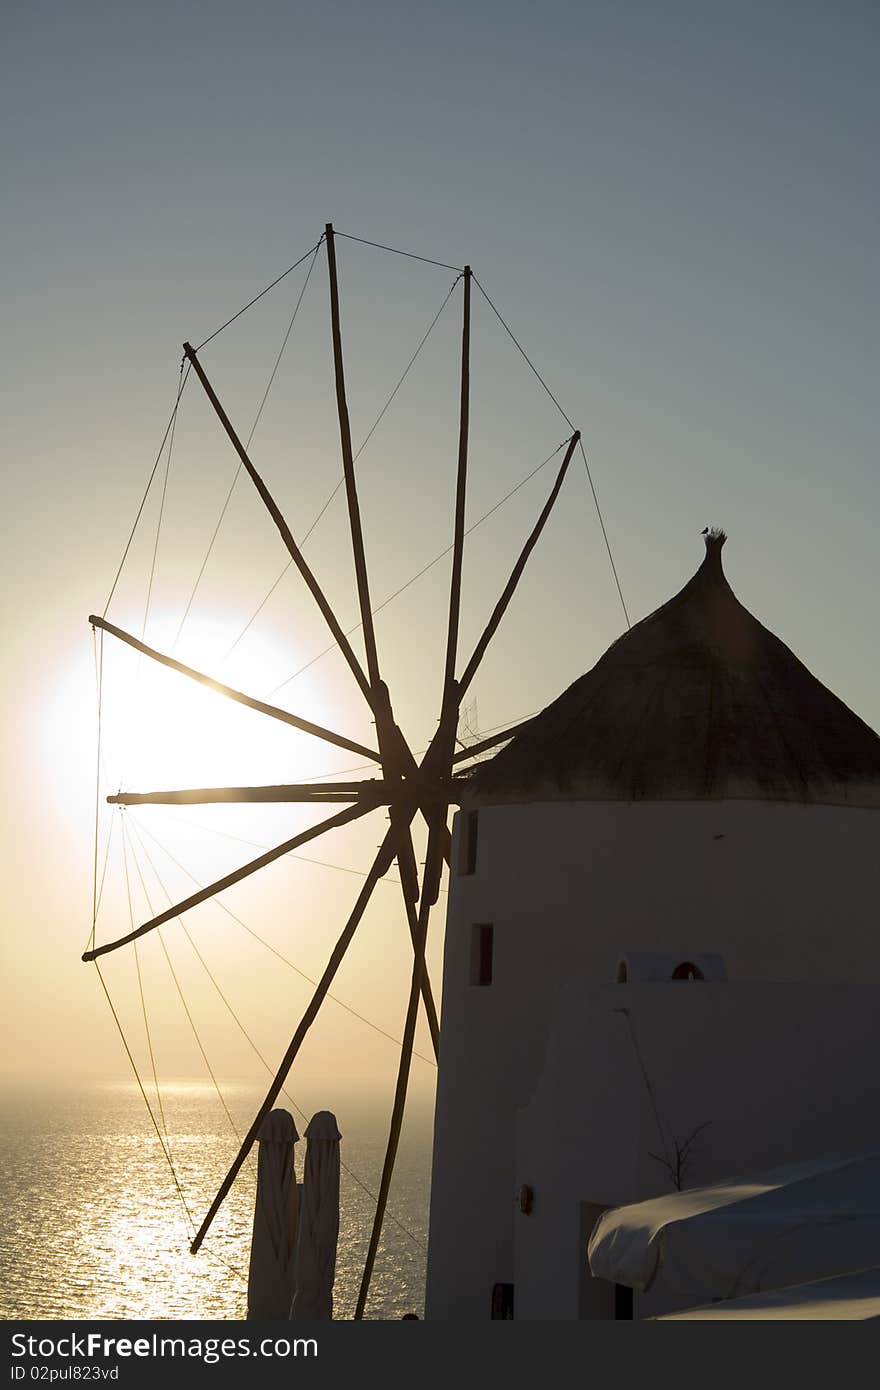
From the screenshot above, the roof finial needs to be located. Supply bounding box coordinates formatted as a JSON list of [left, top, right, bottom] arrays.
[[701, 525, 727, 572]]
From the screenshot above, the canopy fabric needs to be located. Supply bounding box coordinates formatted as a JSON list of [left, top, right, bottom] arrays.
[[290, 1111, 342, 1321], [247, 1108, 300, 1319], [656, 1267, 880, 1320], [588, 1149, 880, 1302]]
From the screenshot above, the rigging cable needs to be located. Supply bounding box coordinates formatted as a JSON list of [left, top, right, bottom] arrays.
[[141, 802, 402, 874], [189, 702, 537, 786], [578, 435, 630, 628], [122, 818, 250, 1156], [90, 827, 248, 1285], [173, 241, 323, 653], [298, 273, 462, 549], [140, 370, 179, 644], [336, 229, 462, 274], [102, 361, 190, 619], [122, 830, 170, 1137], [140, 802, 446, 897], [92, 959, 199, 1234], [93, 952, 247, 1285], [126, 817, 427, 1252], [223, 271, 463, 660], [268, 435, 572, 697], [123, 825, 268, 1284], [194, 238, 325, 353], [93, 807, 118, 925], [130, 818, 362, 1158], [89, 626, 104, 956], [130, 812, 437, 1068], [472, 274, 630, 629], [88, 658, 139, 950], [471, 274, 575, 430], [91, 738, 428, 1271], [115, 360, 184, 793]]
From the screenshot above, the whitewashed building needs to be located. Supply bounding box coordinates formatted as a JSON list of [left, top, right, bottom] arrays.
[[425, 532, 880, 1319]]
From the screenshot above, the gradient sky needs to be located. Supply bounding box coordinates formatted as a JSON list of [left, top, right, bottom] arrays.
[[2, 0, 877, 1106]]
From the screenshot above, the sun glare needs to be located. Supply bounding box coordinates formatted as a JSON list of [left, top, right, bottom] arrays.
[[43, 609, 369, 839]]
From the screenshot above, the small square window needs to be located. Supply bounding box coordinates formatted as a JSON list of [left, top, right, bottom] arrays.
[[470, 923, 493, 986]]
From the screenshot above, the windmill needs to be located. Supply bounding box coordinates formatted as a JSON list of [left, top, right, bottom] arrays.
[[81, 223, 604, 1318]]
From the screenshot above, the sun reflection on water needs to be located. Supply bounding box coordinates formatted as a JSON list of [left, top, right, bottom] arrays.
[[1, 1083, 430, 1321]]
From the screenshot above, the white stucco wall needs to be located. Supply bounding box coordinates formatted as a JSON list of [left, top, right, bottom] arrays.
[[514, 983, 880, 1320], [425, 799, 879, 1319]]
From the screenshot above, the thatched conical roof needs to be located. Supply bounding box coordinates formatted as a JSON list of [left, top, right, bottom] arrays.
[[466, 532, 880, 807]]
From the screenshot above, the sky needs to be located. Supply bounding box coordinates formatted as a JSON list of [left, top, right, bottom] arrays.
[[1, 0, 877, 1113]]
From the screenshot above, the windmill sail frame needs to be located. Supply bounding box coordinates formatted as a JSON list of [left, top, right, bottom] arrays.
[[85, 222, 594, 1317]]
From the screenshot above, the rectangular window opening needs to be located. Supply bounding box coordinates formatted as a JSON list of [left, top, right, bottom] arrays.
[[491, 1282, 514, 1319], [470, 923, 494, 986], [614, 1284, 634, 1320], [459, 809, 479, 876]]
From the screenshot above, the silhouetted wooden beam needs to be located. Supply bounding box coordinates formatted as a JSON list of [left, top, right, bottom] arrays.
[[409, 268, 472, 869], [189, 812, 414, 1254], [394, 806, 421, 905], [440, 823, 452, 869], [416, 814, 452, 868], [441, 265, 472, 708], [89, 615, 380, 764], [400, 886, 440, 1060], [355, 817, 445, 1318], [326, 230, 411, 805], [108, 782, 389, 806], [452, 717, 536, 764], [397, 827, 440, 1058], [412, 268, 472, 847], [457, 431, 580, 697], [82, 802, 373, 962], [325, 223, 383, 694], [182, 341, 375, 709]]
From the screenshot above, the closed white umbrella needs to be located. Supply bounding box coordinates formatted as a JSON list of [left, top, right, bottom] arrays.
[[247, 1108, 300, 1319], [588, 1149, 880, 1303], [290, 1111, 342, 1321]]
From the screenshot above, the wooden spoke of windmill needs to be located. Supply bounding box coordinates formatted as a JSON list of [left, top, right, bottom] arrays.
[[85, 225, 580, 1317]]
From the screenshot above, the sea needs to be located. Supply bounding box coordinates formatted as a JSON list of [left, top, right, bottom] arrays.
[[0, 1082, 433, 1322]]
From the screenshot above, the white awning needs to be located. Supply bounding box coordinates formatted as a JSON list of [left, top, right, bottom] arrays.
[[655, 1267, 880, 1320], [588, 1150, 880, 1302]]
